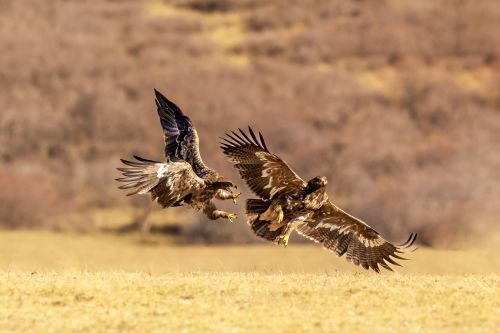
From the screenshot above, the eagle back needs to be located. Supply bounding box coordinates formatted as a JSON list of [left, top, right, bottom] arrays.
[[303, 186, 329, 210]]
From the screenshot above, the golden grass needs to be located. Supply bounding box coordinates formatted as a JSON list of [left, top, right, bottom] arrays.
[[85, 206, 187, 230], [1, 231, 499, 274], [1, 272, 498, 333], [0, 231, 498, 332]]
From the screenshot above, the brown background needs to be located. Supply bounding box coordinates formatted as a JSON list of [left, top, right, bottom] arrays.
[[1, 0, 499, 246]]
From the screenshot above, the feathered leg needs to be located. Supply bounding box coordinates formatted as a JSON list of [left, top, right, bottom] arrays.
[[275, 220, 301, 247], [202, 201, 237, 222], [215, 189, 241, 204], [260, 202, 285, 226]]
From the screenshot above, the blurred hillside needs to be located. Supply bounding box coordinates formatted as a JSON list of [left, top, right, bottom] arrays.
[[0, 0, 499, 245]]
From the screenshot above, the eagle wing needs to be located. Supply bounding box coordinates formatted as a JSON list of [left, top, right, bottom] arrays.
[[116, 156, 204, 208], [296, 201, 417, 272], [154, 89, 208, 177], [221, 127, 307, 200]]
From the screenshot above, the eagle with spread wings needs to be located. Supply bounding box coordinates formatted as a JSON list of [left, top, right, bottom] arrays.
[[116, 90, 240, 222], [221, 127, 417, 272]]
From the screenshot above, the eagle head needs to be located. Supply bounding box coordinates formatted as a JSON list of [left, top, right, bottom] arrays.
[[214, 179, 238, 191], [306, 176, 328, 193]]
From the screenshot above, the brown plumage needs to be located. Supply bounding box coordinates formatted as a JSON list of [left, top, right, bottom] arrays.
[[116, 90, 240, 222], [221, 127, 417, 272]]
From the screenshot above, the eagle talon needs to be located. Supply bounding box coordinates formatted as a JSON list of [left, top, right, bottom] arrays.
[[278, 210, 284, 223], [277, 234, 289, 247], [227, 213, 237, 222], [231, 192, 241, 204]]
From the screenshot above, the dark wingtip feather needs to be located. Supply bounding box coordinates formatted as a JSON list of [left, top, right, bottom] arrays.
[[238, 128, 253, 145], [398, 233, 418, 248], [259, 132, 268, 151], [384, 256, 403, 267], [154, 89, 183, 116], [133, 155, 159, 163], [231, 130, 247, 145], [133, 155, 142, 161], [379, 260, 394, 272], [225, 132, 245, 146], [154, 88, 165, 101], [154, 89, 166, 107], [391, 253, 409, 261], [248, 126, 260, 146], [221, 127, 267, 151]]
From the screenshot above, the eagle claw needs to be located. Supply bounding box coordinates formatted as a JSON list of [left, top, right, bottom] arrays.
[[232, 192, 242, 204], [227, 213, 237, 222], [278, 210, 284, 223], [276, 234, 289, 247]]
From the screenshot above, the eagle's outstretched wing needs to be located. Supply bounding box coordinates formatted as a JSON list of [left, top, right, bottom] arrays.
[[116, 155, 204, 208], [221, 127, 307, 200], [154, 89, 208, 177], [296, 201, 417, 272]]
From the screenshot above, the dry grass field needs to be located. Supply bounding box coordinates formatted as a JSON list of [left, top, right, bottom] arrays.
[[1, 231, 498, 332]]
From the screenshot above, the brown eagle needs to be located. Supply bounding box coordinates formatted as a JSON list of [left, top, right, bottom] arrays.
[[221, 127, 417, 272], [116, 90, 240, 222]]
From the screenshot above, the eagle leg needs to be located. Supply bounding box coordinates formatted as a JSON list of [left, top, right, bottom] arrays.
[[266, 206, 285, 232], [275, 221, 299, 248], [276, 234, 290, 247], [226, 212, 237, 222], [261, 203, 284, 223], [268, 220, 284, 232], [202, 201, 237, 222], [215, 189, 242, 205], [213, 211, 237, 222], [231, 192, 241, 204]]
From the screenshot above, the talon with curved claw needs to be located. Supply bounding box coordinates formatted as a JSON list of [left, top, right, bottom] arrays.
[[231, 192, 241, 204], [276, 234, 289, 247], [227, 212, 237, 223], [277, 210, 284, 223]]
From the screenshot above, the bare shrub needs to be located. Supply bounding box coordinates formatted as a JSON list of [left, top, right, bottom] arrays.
[[0, 169, 78, 229]]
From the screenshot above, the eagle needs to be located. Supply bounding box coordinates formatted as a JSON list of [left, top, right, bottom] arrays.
[[116, 90, 240, 222], [221, 127, 417, 272]]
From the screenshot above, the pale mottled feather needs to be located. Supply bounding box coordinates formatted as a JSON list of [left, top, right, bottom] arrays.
[[296, 201, 417, 272], [116, 156, 204, 208]]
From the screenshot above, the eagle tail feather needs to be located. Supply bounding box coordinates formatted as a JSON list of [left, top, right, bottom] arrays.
[[246, 199, 271, 214], [246, 199, 285, 242]]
